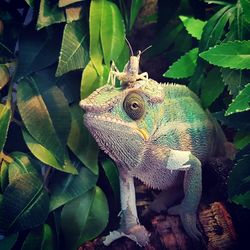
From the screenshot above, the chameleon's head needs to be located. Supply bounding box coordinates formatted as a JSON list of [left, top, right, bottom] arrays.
[[79, 80, 164, 162]]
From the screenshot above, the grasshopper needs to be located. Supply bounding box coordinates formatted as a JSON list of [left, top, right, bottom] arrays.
[[108, 40, 151, 88]]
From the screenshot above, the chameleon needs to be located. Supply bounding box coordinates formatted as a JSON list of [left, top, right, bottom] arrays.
[[79, 72, 231, 247]]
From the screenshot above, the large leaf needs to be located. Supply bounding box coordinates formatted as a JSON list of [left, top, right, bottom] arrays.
[[199, 5, 233, 52], [0, 64, 9, 90], [0, 233, 18, 250], [1, 160, 9, 192], [241, 0, 250, 23], [22, 129, 77, 174], [129, 0, 143, 30], [0, 103, 11, 152], [179, 16, 206, 40], [56, 20, 89, 77], [61, 186, 108, 249], [147, 23, 184, 57], [221, 69, 248, 97], [37, 0, 65, 30], [0, 173, 49, 233], [68, 104, 99, 174], [89, 0, 104, 75], [225, 83, 250, 115], [80, 60, 109, 99], [101, 158, 120, 204], [21, 224, 54, 250], [17, 73, 71, 163], [7, 152, 40, 184], [49, 162, 97, 211], [213, 111, 250, 131], [228, 154, 250, 209], [189, 5, 233, 93], [234, 131, 250, 150], [163, 48, 198, 79], [14, 26, 62, 81], [100, 1, 125, 65], [200, 67, 225, 108], [200, 40, 250, 69]]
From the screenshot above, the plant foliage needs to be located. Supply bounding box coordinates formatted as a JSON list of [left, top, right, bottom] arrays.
[[0, 0, 250, 249]]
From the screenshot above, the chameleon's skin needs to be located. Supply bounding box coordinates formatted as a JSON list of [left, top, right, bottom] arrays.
[[80, 79, 227, 246]]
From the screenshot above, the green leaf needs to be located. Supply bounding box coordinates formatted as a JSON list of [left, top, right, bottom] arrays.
[[22, 129, 77, 174], [220, 5, 248, 97], [101, 158, 120, 203], [100, 1, 125, 65], [228, 154, 250, 209], [115, 43, 130, 71], [189, 5, 234, 93], [7, 152, 41, 184], [14, 26, 62, 81], [129, 0, 143, 30], [228, 155, 250, 198], [0, 65, 9, 90], [89, 0, 104, 75], [234, 131, 250, 150], [200, 68, 225, 108], [17, 74, 71, 164], [232, 191, 250, 209], [225, 83, 250, 115], [68, 105, 99, 174], [80, 60, 109, 99], [241, 0, 250, 23], [0, 103, 11, 152], [0, 173, 49, 234], [49, 162, 97, 211], [61, 186, 108, 249], [200, 40, 250, 70], [59, 0, 84, 7], [221, 69, 247, 97], [147, 23, 183, 57], [0, 233, 18, 250], [1, 160, 9, 192], [37, 0, 65, 30], [199, 5, 233, 51], [21, 224, 54, 250], [56, 20, 89, 77], [179, 16, 206, 40], [213, 111, 250, 131], [163, 48, 198, 79]]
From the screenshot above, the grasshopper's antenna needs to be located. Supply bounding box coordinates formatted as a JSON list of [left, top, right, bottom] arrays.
[[141, 45, 152, 55], [125, 37, 134, 56]]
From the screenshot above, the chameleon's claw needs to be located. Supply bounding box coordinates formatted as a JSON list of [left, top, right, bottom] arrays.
[[168, 204, 203, 242], [103, 225, 150, 247]]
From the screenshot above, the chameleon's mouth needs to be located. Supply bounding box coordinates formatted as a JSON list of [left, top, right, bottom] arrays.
[[84, 113, 149, 141]]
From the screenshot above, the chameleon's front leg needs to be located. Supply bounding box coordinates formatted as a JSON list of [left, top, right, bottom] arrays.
[[167, 151, 203, 241], [104, 169, 150, 246]]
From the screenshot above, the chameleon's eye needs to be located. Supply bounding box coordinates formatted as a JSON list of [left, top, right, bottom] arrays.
[[123, 92, 145, 120]]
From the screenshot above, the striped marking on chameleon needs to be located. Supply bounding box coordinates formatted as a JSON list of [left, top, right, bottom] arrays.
[[137, 128, 149, 141]]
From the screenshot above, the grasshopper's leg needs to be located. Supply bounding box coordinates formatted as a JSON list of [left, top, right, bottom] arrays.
[[104, 169, 150, 246], [164, 150, 203, 241]]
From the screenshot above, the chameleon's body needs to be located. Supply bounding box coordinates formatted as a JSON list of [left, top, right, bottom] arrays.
[[80, 78, 227, 246]]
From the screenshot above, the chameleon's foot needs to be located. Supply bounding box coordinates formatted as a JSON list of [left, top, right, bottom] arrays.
[[103, 225, 150, 247], [168, 204, 203, 242]]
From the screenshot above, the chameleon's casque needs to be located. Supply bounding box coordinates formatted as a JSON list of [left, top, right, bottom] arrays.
[[80, 79, 228, 246]]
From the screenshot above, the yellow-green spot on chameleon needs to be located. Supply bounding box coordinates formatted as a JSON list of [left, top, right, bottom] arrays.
[[79, 60, 231, 247]]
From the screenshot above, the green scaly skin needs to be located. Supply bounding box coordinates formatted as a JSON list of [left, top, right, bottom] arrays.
[[80, 79, 227, 246]]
